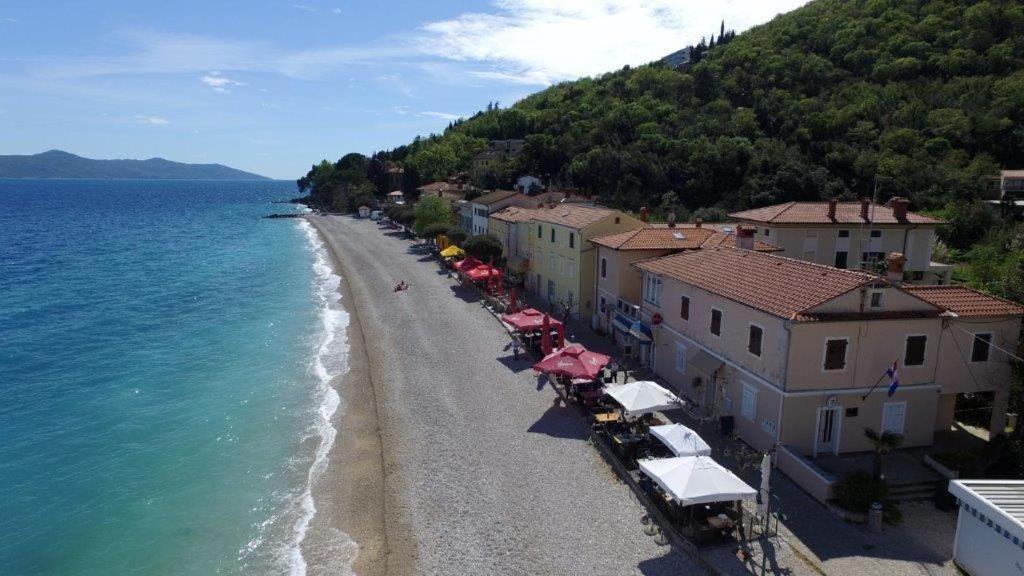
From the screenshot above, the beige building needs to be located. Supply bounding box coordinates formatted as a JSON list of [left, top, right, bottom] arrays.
[[730, 198, 952, 284], [590, 223, 780, 362], [632, 248, 1022, 467], [525, 206, 644, 318], [489, 206, 541, 275]]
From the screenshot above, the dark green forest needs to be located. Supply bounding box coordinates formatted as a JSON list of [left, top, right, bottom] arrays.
[[298, 0, 1024, 300]]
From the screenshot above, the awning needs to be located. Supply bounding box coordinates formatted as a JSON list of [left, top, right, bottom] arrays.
[[440, 245, 465, 258], [612, 312, 633, 333], [690, 349, 724, 376], [650, 424, 712, 457], [604, 381, 683, 415], [638, 456, 756, 506], [629, 321, 653, 342]]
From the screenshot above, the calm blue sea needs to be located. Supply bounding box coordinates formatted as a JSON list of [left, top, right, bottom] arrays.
[[0, 180, 350, 575]]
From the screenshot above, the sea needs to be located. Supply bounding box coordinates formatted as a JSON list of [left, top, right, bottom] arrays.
[[0, 179, 353, 576]]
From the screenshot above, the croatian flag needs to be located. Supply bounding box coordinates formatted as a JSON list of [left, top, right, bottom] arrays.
[[886, 360, 900, 397]]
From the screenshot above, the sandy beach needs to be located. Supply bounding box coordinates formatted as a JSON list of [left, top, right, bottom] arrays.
[[301, 214, 702, 576]]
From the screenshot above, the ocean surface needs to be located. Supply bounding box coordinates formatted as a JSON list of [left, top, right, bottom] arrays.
[[0, 180, 351, 575]]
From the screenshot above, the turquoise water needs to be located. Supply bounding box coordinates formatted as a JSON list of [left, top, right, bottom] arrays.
[[0, 180, 350, 575]]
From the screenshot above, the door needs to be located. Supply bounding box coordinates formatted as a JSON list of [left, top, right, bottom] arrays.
[[882, 402, 906, 435], [815, 406, 842, 456], [547, 279, 556, 303]]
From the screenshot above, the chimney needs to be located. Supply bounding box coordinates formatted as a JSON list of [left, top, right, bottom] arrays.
[[736, 225, 755, 250], [639, 206, 649, 223], [667, 212, 677, 228], [891, 197, 908, 220], [694, 218, 702, 229], [827, 198, 838, 220], [860, 198, 871, 221], [885, 252, 907, 284]]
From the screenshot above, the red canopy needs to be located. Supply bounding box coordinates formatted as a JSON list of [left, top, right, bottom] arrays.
[[532, 344, 611, 380], [453, 257, 483, 273], [465, 264, 499, 281], [500, 308, 562, 332]]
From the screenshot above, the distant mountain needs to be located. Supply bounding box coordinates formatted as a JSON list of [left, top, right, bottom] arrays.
[[0, 150, 269, 180]]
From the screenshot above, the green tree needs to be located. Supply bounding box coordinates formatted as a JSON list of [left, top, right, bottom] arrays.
[[462, 234, 504, 262], [864, 427, 903, 483], [412, 196, 453, 236]]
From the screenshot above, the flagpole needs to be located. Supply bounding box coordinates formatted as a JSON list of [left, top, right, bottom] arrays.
[[861, 371, 888, 401]]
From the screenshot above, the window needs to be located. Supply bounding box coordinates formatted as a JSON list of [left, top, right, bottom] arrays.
[[548, 253, 555, 273], [835, 252, 848, 269], [838, 230, 850, 238], [971, 333, 992, 363], [569, 232, 575, 248], [870, 290, 884, 309], [537, 225, 542, 238], [680, 295, 690, 320], [824, 339, 848, 371], [599, 296, 606, 313], [614, 216, 621, 224], [741, 383, 757, 421], [675, 343, 687, 373], [870, 230, 882, 238], [600, 257, 607, 279], [643, 274, 662, 306], [550, 228, 556, 243], [710, 308, 723, 337], [904, 335, 926, 366], [764, 228, 771, 237], [567, 260, 575, 279], [748, 325, 763, 357]]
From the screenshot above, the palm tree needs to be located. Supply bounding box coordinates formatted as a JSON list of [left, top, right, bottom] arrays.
[[864, 427, 903, 482]]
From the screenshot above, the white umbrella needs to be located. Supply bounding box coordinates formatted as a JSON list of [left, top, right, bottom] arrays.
[[757, 452, 772, 518], [650, 423, 712, 457], [604, 381, 683, 416], [638, 456, 756, 506]]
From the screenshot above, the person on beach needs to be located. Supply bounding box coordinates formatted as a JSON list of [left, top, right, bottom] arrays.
[[393, 280, 409, 292]]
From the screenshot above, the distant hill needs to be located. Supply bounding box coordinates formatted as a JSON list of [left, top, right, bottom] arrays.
[[0, 150, 268, 180]]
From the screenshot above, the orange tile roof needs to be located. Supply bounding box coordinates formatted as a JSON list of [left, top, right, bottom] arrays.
[[530, 205, 618, 229], [902, 285, 1024, 317], [490, 206, 541, 223], [634, 247, 882, 319], [472, 189, 519, 206], [591, 225, 782, 252], [701, 231, 783, 252], [730, 202, 943, 225]]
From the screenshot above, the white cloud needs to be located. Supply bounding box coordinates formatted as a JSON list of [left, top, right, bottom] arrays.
[[1, 17, 19, 23], [199, 72, 245, 92], [419, 111, 461, 121], [332, 8, 342, 14], [419, 0, 810, 85], [134, 114, 169, 125], [291, 4, 316, 12], [393, 105, 409, 115]]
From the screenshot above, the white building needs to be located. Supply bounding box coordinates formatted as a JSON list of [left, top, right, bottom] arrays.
[[948, 480, 1024, 576]]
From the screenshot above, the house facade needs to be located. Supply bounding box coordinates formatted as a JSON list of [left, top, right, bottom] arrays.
[[730, 198, 952, 284], [984, 169, 1024, 200], [591, 224, 781, 364], [633, 248, 1022, 461], [525, 206, 644, 318], [488, 206, 540, 275], [461, 189, 521, 236]]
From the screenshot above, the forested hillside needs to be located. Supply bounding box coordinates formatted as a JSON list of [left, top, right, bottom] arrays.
[[357, 0, 1022, 214]]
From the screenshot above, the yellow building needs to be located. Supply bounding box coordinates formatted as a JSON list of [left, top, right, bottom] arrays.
[[525, 205, 643, 318]]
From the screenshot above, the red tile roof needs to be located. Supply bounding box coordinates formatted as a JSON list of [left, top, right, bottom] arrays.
[[591, 225, 782, 252], [701, 231, 783, 252], [634, 248, 883, 319], [902, 285, 1024, 317], [730, 202, 943, 225], [530, 205, 618, 229], [490, 206, 541, 223], [472, 189, 520, 206]]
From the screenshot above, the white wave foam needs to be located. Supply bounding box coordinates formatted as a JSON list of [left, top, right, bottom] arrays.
[[281, 220, 357, 576]]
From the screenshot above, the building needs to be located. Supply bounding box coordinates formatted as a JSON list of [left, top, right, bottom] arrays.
[[473, 139, 525, 171], [525, 206, 644, 318], [460, 189, 522, 235], [984, 169, 1024, 200], [632, 248, 1022, 464], [947, 480, 1024, 576], [591, 224, 781, 364], [489, 206, 542, 275], [386, 190, 404, 204], [729, 198, 952, 284]]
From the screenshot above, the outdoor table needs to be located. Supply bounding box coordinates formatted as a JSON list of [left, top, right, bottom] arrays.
[[593, 412, 621, 424]]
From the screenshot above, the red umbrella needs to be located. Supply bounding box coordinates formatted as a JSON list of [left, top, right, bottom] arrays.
[[453, 257, 483, 273], [501, 308, 562, 333], [532, 344, 611, 380]]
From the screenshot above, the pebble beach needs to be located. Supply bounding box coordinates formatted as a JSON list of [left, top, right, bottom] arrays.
[[301, 214, 703, 576]]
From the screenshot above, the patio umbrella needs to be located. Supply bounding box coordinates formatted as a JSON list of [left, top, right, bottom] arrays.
[[532, 343, 610, 379], [757, 453, 772, 519], [638, 456, 756, 506], [440, 245, 464, 258], [453, 257, 483, 273], [650, 423, 712, 457], [604, 381, 683, 416]]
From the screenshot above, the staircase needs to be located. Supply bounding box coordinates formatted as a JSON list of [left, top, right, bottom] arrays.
[[886, 478, 939, 502]]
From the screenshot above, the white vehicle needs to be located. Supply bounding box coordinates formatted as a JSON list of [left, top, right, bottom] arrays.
[[370, 210, 381, 220]]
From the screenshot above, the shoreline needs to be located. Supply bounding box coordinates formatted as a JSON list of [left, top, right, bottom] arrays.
[[300, 215, 410, 576]]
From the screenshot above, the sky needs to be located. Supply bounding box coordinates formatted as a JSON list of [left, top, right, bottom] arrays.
[[0, 1, 809, 179]]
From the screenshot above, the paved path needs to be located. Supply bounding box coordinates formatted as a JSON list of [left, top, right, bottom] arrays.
[[310, 215, 701, 576]]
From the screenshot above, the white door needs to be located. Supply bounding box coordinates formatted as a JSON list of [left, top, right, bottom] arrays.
[[882, 402, 906, 435], [815, 407, 842, 456]]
